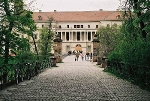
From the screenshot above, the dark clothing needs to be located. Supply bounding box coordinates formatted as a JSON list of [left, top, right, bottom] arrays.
[[90, 53, 92, 59]]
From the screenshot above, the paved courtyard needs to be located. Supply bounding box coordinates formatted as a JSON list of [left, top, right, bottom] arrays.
[[0, 55, 150, 101]]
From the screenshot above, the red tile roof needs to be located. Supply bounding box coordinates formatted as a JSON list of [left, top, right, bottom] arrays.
[[32, 11, 122, 22]]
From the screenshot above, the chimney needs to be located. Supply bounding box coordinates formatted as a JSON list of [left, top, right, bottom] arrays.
[[116, 9, 119, 11], [99, 9, 103, 11], [39, 10, 42, 12]]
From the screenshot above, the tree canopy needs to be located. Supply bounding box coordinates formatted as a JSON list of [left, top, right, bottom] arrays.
[[106, 0, 150, 90], [38, 17, 54, 59], [97, 24, 120, 57], [0, 0, 36, 64]]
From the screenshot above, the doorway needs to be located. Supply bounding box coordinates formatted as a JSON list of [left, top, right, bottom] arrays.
[[75, 44, 82, 52]]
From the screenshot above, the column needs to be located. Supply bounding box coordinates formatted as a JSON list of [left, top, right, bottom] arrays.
[[80, 31, 82, 41], [84, 31, 86, 42], [72, 31, 73, 41], [87, 32, 88, 41], [69, 32, 71, 41], [65, 32, 66, 42], [91, 31, 93, 41], [61, 32, 62, 40], [76, 32, 77, 41]]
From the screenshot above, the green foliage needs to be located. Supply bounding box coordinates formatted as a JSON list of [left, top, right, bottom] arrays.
[[122, 0, 149, 38], [97, 24, 120, 57], [0, 57, 4, 66], [15, 51, 36, 63], [38, 27, 54, 59], [0, 0, 36, 64], [107, 0, 150, 90], [109, 18, 150, 66]]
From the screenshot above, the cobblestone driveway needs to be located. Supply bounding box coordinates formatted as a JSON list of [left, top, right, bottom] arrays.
[[0, 55, 150, 101]]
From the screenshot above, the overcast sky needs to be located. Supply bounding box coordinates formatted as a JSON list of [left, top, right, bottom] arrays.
[[25, 0, 121, 12]]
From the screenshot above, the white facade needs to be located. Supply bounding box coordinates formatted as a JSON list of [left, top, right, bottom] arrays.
[[35, 20, 122, 54]]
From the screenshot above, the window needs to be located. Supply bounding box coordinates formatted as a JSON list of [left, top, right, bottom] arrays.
[[67, 25, 69, 28], [88, 25, 90, 28], [74, 25, 83, 28], [106, 24, 110, 27], [116, 15, 121, 19], [59, 25, 61, 29], [38, 15, 42, 20], [77, 32, 80, 41], [58, 32, 61, 39], [88, 45, 91, 52], [42, 24, 44, 28], [74, 25, 77, 28], [96, 25, 98, 28], [66, 32, 69, 41], [66, 45, 70, 52], [88, 32, 91, 41]]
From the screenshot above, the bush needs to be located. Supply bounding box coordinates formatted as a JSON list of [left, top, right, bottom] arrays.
[[15, 51, 37, 63]]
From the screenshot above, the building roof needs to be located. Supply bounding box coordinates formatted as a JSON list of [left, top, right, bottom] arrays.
[[32, 10, 122, 22]]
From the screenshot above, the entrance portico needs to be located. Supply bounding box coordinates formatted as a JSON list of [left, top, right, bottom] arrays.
[[58, 31, 95, 42], [58, 31, 95, 54], [75, 44, 82, 52]]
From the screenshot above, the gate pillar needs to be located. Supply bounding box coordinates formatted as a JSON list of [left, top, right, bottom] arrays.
[[53, 34, 63, 63], [92, 34, 99, 62]]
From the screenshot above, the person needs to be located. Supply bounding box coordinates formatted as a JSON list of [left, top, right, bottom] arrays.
[[73, 50, 75, 55], [81, 53, 84, 61], [86, 52, 89, 60], [67, 51, 70, 56], [90, 52, 92, 60], [75, 55, 77, 61], [75, 52, 79, 61]]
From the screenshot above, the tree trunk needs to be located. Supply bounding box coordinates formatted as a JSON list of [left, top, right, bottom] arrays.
[[133, 0, 147, 38], [31, 35, 39, 60], [3, 0, 14, 64]]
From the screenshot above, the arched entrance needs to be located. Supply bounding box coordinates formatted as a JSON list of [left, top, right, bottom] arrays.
[[75, 44, 82, 52]]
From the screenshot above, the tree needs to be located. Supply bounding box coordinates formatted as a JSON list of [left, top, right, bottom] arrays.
[[38, 17, 54, 59], [97, 24, 120, 57], [113, 0, 150, 65], [123, 0, 150, 39], [105, 0, 150, 89], [0, 0, 37, 64]]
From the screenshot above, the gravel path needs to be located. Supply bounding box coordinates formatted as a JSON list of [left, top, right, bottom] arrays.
[[0, 55, 150, 101]]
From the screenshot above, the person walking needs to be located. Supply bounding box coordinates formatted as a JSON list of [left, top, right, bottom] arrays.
[[81, 53, 84, 61], [75, 52, 79, 61], [90, 52, 92, 60], [86, 52, 89, 60]]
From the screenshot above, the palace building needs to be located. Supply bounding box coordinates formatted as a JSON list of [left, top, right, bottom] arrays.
[[32, 10, 122, 54]]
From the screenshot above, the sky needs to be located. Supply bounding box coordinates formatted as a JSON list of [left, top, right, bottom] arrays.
[[25, 0, 121, 12]]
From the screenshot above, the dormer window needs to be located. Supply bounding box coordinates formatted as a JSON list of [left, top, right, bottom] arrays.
[[116, 15, 121, 19], [38, 15, 42, 20], [59, 25, 61, 29]]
